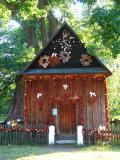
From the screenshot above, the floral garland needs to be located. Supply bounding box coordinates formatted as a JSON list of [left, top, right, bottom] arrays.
[[80, 102, 84, 125], [24, 80, 27, 126], [104, 80, 110, 128], [49, 96, 54, 125], [24, 80, 32, 126], [0, 126, 48, 133]]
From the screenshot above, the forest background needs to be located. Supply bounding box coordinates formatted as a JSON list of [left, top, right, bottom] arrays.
[[0, 0, 120, 120]]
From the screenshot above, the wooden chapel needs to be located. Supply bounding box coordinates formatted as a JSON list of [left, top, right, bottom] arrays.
[[21, 22, 111, 136]]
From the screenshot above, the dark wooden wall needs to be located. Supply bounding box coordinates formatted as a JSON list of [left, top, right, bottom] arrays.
[[24, 74, 107, 130]]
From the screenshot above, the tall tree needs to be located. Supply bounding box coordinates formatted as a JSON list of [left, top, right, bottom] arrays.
[[0, 0, 119, 120], [0, 0, 70, 120]]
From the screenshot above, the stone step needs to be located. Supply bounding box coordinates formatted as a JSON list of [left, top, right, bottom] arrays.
[[55, 135, 76, 140], [55, 139, 77, 144]]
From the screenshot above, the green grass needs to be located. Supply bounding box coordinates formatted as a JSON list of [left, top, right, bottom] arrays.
[[113, 115, 120, 120], [79, 144, 120, 151], [0, 144, 119, 160], [0, 114, 7, 121], [111, 115, 120, 121]]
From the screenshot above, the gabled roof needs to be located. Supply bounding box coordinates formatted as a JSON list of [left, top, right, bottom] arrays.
[[22, 22, 112, 76]]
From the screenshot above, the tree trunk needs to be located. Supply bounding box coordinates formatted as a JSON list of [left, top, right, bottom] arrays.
[[23, 22, 40, 54], [24, 24, 36, 47], [6, 78, 24, 121], [39, 17, 48, 48], [38, 0, 48, 48], [48, 10, 58, 38]]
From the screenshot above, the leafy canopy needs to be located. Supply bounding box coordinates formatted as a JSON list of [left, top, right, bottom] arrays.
[[0, 0, 120, 118]]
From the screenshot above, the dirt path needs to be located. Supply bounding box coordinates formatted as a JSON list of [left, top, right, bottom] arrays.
[[16, 145, 120, 160], [17, 151, 120, 160]]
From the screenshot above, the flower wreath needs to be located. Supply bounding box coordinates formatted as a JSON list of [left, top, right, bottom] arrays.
[[49, 53, 60, 67], [38, 55, 50, 68], [80, 54, 93, 66], [59, 51, 71, 63]]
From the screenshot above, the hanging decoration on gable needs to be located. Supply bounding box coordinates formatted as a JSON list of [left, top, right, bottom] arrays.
[[37, 27, 79, 68], [58, 29, 73, 63], [59, 51, 71, 63], [37, 29, 93, 68], [38, 55, 50, 68], [38, 29, 75, 68], [49, 53, 60, 67], [80, 54, 93, 66]]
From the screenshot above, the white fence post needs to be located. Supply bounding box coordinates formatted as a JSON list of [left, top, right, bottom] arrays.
[[77, 125, 83, 145], [48, 125, 55, 145]]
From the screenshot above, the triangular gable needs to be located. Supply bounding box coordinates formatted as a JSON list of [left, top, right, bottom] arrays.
[[22, 22, 111, 75]]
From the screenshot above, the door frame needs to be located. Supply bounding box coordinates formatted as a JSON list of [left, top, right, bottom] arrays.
[[50, 96, 83, 136], [54, 102, 77, 136]]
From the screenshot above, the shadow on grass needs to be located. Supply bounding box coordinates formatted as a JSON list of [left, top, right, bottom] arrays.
[[0, 144, 120, 160], [0, 144, 79, 160]]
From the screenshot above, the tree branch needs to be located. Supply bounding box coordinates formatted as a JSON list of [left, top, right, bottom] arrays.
[[0, 0, 15, 10], [0, 0, 27, 18], [38, 0, 49, 47]]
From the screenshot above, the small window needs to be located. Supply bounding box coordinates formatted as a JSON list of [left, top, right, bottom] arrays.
[[52, 108, 57, 116]]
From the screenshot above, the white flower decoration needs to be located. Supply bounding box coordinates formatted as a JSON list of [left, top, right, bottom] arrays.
[[38, 55, 50, 68], [62, 84, 68, 90], [59, 51, 71, 63], [52, 53, 57, 57]]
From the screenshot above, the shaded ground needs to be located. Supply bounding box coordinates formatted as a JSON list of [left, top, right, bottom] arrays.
[[0, 114, 7, 121], [0, 144, 120, 160]]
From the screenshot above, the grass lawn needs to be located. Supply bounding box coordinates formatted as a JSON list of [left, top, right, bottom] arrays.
[[113, 115, 120, 120], [0, 144, 120, 160], [0, 114, 7, 121]]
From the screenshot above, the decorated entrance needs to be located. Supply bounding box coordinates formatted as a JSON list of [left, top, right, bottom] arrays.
[[49, 94, 84, 136]]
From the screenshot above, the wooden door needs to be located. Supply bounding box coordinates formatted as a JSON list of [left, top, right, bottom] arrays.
[[58, 103, 76, 135]]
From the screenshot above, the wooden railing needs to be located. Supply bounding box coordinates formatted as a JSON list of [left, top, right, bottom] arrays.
[[0, 127, 48, 145], [83, 125, 120, 145]]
